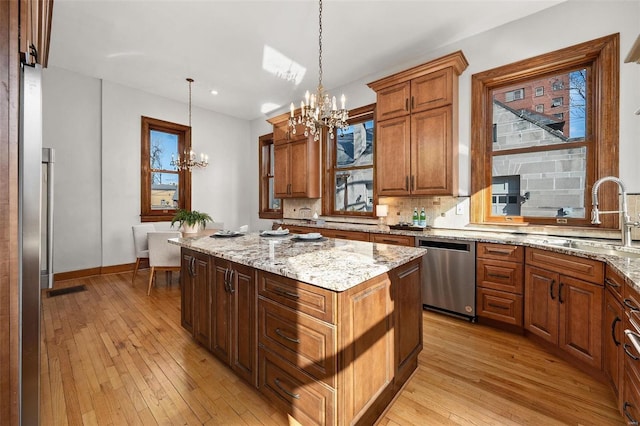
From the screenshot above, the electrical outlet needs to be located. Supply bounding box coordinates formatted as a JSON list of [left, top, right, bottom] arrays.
[[456, 202, 465, 215]]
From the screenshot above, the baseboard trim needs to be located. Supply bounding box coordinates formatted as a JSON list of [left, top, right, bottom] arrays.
[[54, 262, 142, 282]]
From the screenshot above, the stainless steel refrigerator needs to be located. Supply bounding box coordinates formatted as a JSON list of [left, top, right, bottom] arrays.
[[19, 62, 42, 426]]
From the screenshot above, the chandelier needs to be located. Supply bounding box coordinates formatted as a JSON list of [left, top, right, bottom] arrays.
[[171, 78, 209, 171], [289, 0, 348, 141]]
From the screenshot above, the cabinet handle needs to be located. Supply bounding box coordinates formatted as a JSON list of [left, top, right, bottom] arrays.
[[487, 303, 509, 311], [228, 269, 235, 294], [274, 287, 300, 300], [487, 272, 510, 280], [624, 298, 640, 312], [405, 98, 409, 111], [411, 96, 415, 110], [189, 257, 196, 277], [558, 282, 564, 304], [624, 343, 640, 361], [604, 277, 621, 288], [626, 329, 640, 354], [274, 378, 300, 399], [623, 402, 639, 426], [611, 317, 621, 346], [405, 176, 409, 191], [275, 328, 300, 344], [549, 280, 555, 300], [223, 268, 230, 293]]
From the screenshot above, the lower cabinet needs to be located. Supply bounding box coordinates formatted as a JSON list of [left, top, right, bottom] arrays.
[[603, 266, 625, 408], [524, 248, 604, 369], [181, 250, 257, 387], [256, 258, 422, 425], [623, 284, 640, 423]]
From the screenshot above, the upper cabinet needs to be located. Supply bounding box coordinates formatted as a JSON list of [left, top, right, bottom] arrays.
[[268, 112, 320, 199], [19, 0, 54, 66], [368, 51, 468, 196]]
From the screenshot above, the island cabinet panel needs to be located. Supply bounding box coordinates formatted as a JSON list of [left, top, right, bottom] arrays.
[[181, 249, 210, 339], [623, 285, 640, 422], [524, 248, 604, 370], [180, 250, 196, 333], [604, 282, 624, 406], [211, 258, 258, 386]]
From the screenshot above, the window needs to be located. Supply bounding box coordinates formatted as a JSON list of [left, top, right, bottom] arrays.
[[504, 88, 524, 102], [471, 34, 619, 228], [551, 97, 563, 107], [535, 86, 544, 97], [552, 80, 565, 90], [140, 116, 191, 222], [323, 104, 375, 216], [535, 104, 544, 113], [258, 133, 282, 219]]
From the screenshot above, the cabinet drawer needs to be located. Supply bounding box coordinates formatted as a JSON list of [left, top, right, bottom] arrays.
[[477, 242, 523, 262], [322, 228, 370, 242], [526, 247, 603, 285], [370, 233, 414, 247], [477, 259, 523, 294], [259, 348, 336, 426], [258, 298, 336, 387], [477, 287, 523, 326], [623, 366, 640, 426], [284, 225, 319, 234], [258, 271, 335, 323], [605, 265, 625, 302]]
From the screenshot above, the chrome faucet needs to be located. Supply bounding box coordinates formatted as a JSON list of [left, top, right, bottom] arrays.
[[591, 176, 639, 247]]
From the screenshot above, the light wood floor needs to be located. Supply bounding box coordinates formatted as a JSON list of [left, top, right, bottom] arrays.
[[41, 272, 624, 425]]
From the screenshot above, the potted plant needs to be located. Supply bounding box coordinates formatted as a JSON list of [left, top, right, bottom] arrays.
[[170, 209, 213, 233]]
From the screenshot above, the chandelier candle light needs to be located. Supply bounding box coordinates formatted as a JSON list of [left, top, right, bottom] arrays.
[[171, 77, 209, 171], [289, 0, 348, 141]]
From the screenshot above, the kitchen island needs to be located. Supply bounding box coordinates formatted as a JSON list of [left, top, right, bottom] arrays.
[[170, 232, 426, 426]]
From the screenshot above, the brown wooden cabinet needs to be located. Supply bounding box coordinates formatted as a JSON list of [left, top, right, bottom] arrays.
[[604, 268, 624, 408], [273, 138, 319, 198], [476, 243, 524, 327], [256, 258, 422, 425], [524, 248, 604, 369], [211, 258, 257, 385], [368, 51, 468, 197], [370, 233, 414, 247], [181, 248, 210, 342], [622, 282, 640, 423]]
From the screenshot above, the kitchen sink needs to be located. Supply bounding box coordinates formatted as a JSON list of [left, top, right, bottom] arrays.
[[534, 238, 640, 259]]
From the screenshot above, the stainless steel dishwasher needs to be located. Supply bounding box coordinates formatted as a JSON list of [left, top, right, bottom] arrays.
[[416, 236, 476, 321]]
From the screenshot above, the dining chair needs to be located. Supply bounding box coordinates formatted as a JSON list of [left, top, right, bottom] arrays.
[[131, 223, 156, 285], [147, 231, 182, 295]]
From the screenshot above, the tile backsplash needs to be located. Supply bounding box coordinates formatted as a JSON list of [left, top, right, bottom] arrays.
[[629, 194, 640, 241]]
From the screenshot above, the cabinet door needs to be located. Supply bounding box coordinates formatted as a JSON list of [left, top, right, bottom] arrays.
[[524, 265, 558, 345], [376, 81, 410, 121], [273, 119, 290, 145], [604, 288, 624, 403], [211, 259, 232, 363], [410, 68, 452, 113], [273, 143, 290, 198], [558, 275, 603, 369], [192, 253, 211, 348], [230, 262, 257, 385], [180, 251, 195, 333], [289, 138, 319, 198], [411, 106, 453, 195], [376, 116, 411, 196]]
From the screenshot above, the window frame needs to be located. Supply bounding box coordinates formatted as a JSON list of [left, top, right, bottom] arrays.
[[471, 33, 619, 229], [322, 103, 376, 217], [140, 116, 192, 222], [258, 133, 282, 219]]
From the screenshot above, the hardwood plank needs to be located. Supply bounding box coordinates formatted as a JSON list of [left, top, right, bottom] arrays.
[[41, 272, 624, 425]]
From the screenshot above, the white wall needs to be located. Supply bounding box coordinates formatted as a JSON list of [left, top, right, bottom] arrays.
[[44, 70, 252, 273]]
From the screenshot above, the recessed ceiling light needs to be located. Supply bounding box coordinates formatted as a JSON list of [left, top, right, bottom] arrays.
[[210, 89, 218, 95]]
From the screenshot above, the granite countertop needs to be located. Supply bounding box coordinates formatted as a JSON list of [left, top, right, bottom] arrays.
[[170, 232, 426, 292], [277, 219, 640, 293]]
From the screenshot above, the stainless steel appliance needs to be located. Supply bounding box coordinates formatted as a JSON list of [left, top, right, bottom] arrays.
[[20, 61, 43, 425], [41, 147, 55, 289], [416, 236, 476, 321]]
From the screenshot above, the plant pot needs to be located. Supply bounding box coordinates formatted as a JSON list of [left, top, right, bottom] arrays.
[[182, 224, 200, 234]]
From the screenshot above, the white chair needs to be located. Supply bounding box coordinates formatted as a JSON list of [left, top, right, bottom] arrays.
[[132, 224, 156, 285], [147, 231, 182, 295]]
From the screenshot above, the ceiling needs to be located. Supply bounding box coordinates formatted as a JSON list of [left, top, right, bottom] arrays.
[[48, 0, 565, 121]]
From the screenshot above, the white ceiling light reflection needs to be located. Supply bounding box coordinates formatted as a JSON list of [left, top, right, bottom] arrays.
[[262, 45, 306, 85], [261, 102, 281, 114]]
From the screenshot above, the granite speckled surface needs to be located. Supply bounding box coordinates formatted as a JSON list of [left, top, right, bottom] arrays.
[[277, 219, 640, 294], [170, 232, 426, 292]]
